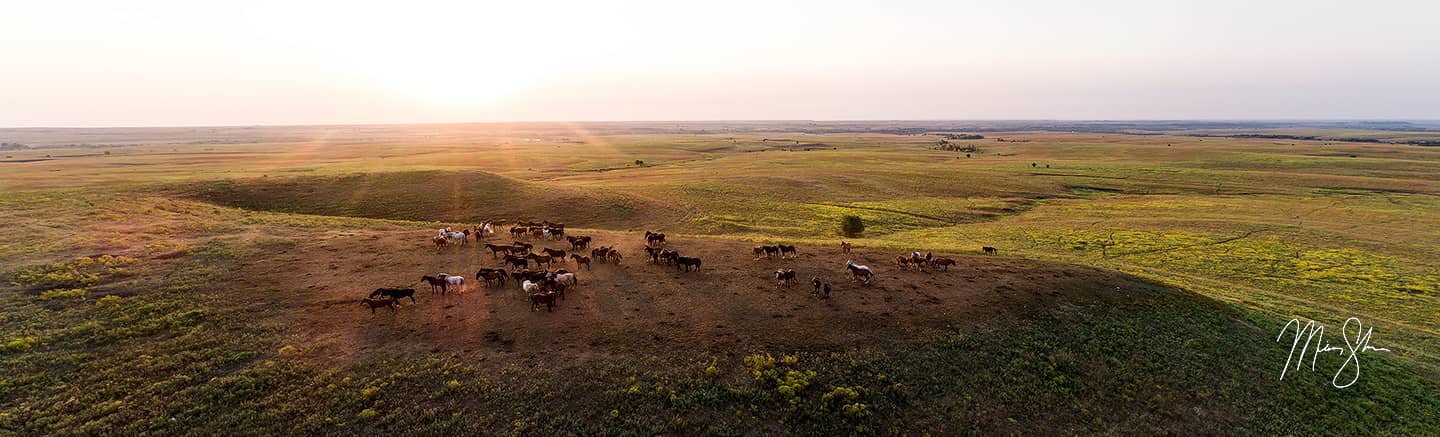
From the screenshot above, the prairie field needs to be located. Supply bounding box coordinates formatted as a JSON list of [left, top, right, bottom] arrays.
[[2, 122, 1438, 435]]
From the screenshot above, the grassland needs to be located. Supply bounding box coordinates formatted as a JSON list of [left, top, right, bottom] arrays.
[[2, 123, 1438, 434]]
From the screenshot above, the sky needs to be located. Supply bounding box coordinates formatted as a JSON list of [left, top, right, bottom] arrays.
[[2, 0, 1438, 127]]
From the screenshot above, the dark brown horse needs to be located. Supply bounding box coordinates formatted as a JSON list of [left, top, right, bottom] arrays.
[[775, 269, 797, 288], [645, 231, 666, 246], [530, 291, 557, 312], [932, 257, 957, 271], [420, 275, 448, 294], [369, 288, 416, 304], [753, 245, 779, 259], [778, 245, 797, 259], [503, 255, 529, 271], [982, 246, 998, 255], [840, 241, 852, 254], [361, 297, 397, 314], [542, 248, 567, 259], [476, 268, 510, 286], [676, 256, 701, 272]]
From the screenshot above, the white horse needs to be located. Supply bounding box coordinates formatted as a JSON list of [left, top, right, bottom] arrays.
[[444, 231, 467, 246], [846, 260, 872, 272], [439, 274, 465, 292], [554, 272, 577, 286], [482, 223, 493, 235], [522, 280, 541, 294]]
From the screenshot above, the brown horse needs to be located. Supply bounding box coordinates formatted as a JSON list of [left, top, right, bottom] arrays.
[[420, 275, 448, 294], [542, 248, 567, 259], [932, 257, 957, 271], [432, 236, 447, 250], [894, 256, 912, 270], [476, 268, 510, 286], [567, 235, 591, 250], [485, 243, 511, 257], [753, 245, 779, 259], [369, 288, 416, 304], [530, 291, 557, 312], [361, 297, 397, 314], [775, 269, 797, 288], [676, 256, 701, 272], [570, 254, 591, 270], [645, 231, 666, 246], [778, 245, 797, 259], [810, 277, 831, 298], [840, 241, 852, 254], [846, 262, 873, 284], [526, 253, 554, 269], [503, 255, 529, 271], [983, 246, 998, 255]]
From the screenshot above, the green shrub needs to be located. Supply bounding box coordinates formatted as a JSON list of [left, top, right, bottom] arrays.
[[4, 336, 39, 352], [838, 215, 865, 237], [37, 288, 86, 301]]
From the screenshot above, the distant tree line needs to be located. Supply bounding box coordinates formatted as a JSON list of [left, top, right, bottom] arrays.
[[932, 140, 979, 153]]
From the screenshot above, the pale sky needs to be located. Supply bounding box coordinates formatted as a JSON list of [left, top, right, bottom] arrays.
[[2, 0, 1438, 127]]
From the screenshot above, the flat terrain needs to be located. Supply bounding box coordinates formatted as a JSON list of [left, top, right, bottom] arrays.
[[2, 122, 1438, 435]]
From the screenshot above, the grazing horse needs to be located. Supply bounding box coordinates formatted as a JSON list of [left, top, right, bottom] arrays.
[[503, 254, 529, 271], [369, 288, 417, 304], [932, 257, 957, 271], [753, 245, 779, 259], [840, 241, 852, 254], [420, 275, 448, 294], [775, 269, 797, 288], [530, 291, 557, 312], [570, 254, 591, 270], [676, 256, 702, 272], [846, 260, 873, 284], [778, 245, 797, 259], [982, 246, 998, 255], [361, 297, 397, 314]]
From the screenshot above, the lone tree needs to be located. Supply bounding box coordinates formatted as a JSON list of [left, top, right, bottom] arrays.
[[839, 215, 865, 237], [635, 160, 645, 166]]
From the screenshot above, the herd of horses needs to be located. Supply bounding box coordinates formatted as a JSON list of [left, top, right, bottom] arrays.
[[364, 221, 1001, 316]]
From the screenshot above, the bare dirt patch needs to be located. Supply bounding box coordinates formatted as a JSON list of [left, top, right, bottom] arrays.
[[227, 230, 1168, 366]]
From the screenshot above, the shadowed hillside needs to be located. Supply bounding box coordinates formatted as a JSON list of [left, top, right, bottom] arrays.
[[182, 170, 680, 229]]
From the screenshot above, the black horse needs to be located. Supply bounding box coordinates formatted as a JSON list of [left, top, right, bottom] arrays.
[[370, 287, 417, 304]]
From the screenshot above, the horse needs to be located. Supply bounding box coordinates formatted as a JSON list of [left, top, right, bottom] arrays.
[[444, 231, 468, 246], [526, 253, 554, 269], [530, 291, 557, 312], [775, 269, 797, 288], [605, 248, 623, 263], [676, 256, 701, 272], [753, 245, 779, 259], [846, 260, 873, 284], [369, 287, 416, 304], [778, 245, 797, 259], [438, 274, 465, 293], [932, 257, 957, 271], [542, 248, 567, 260], [570, 254, 591, 270], [515, 270, 548, 285], [810, 277, 831, 298], [894, 255, 913, 270], [645, 231, 666, 246], [476, 268, 510, 287], [841, 241, 852, 254], [567, 235, 591, 250], [420, 275, 448, 294], [485, 244, 511, 257], [554, 272, 577, 286], [503, 254, 529, 271], [512, 241, 533, 252], [432, 236, 448, 250], [983, 246, 998, 255], [361, 297, 397, 314]]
